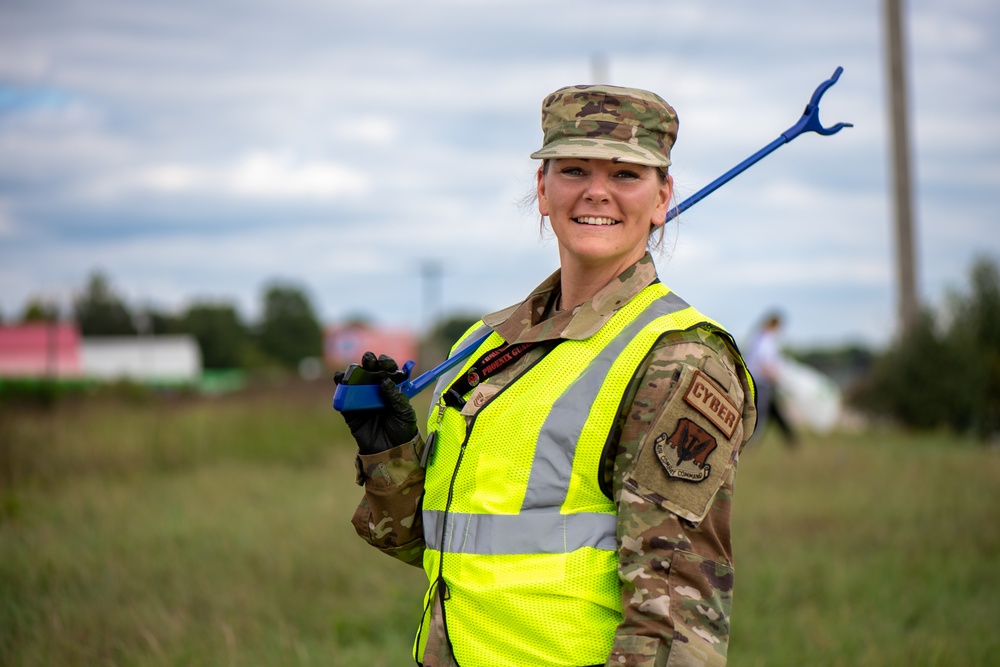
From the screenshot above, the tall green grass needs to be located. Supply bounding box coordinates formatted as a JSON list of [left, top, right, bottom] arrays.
[[1, 383, 427, 667], [2, 384, 998, 666], [732, 431, 1000, 666]]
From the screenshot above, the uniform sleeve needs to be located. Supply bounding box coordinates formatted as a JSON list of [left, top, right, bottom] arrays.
[[607, 329, 755, 667], [350, 434, 428, 567]]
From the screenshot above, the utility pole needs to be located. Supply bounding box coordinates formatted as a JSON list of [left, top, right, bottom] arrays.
[[591, 53, 609, 84], [884, 0, 919, 333], [421, 260, 442, 335], [420, 260, 443, 371]]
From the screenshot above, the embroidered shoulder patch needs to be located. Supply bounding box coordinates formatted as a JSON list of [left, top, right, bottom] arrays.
[[653, 417, 718, 483], [683, 370, 739, 439]]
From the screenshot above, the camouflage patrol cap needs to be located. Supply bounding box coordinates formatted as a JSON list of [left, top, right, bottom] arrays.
[[530, 84, 678, 167]]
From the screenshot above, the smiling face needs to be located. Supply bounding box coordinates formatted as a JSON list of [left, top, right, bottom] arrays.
[[537, 158, 673, 278]]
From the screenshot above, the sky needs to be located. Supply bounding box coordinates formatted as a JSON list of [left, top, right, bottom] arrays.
[[1, 0, 998, 350]]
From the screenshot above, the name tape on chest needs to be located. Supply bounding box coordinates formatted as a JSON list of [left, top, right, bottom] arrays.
[[683, 369, 739, 439]]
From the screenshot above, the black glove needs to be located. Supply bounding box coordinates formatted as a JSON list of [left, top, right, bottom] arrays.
[[333, 352, 418, 455]]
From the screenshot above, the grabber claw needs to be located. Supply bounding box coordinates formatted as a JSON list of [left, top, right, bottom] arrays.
[[782, 66, 854, 141]]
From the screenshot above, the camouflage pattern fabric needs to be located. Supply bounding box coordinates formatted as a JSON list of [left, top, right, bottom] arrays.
[[529, 84, 679, 167], [350, 253, 757, 666], [609, 325, 753, 667], [352, 439, 425, 567]]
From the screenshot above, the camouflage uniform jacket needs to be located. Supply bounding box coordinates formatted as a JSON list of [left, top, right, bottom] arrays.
[[352, 253, 757, 667]]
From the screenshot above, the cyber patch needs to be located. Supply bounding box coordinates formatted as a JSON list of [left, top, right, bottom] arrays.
[[653, 417, 718, 483], [683, 369, 739, 438]]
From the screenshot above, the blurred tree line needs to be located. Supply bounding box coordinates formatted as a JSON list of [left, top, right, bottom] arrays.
[[17, 271, 323, 371], [11, 271, 482, 375], [8, 255, 997, 439], [856, 255, 1000, 440]]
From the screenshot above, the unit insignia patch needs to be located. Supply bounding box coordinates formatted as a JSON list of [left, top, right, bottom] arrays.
[[653, 417, 718, 483], [459, 383, 501, 417]]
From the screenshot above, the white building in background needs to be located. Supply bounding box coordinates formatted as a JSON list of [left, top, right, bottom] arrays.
[[81, 335, 202, 385]]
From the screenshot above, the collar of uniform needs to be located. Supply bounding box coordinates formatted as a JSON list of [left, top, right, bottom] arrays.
[[483, 253, 659, 343]]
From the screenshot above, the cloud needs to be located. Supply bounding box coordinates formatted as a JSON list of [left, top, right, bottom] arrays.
[[0, 199, 17, 237], [333, 117, 399, 146], [226, 153, 369, 198], [81, 152, 370, 200]]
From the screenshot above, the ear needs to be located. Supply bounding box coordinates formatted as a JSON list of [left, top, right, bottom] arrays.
[[650, 174, 674, 228], [536, 166, 549, 217]]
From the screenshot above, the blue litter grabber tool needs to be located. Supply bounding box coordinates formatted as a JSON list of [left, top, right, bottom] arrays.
[[666, 66, 852, 222], [333, 67, 852, 412]]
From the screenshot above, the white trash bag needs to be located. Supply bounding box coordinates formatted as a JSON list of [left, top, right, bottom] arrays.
[[774, 358, 842, 434]]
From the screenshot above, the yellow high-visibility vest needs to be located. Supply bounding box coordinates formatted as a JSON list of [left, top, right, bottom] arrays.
[[416, 282, 747, 667]]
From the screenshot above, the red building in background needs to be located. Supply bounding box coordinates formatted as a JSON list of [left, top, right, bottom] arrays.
[[0, 323, 83, 378], [3, 321, 418, 383], [323, 323, 418, 372]]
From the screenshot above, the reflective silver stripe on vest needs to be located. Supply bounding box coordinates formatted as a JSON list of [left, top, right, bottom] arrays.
[[424, 509, 618, 554], [425, 291, 690, 556]]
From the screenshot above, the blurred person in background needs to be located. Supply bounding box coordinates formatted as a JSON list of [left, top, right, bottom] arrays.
[[335, 84, 757, 666], [744, 310, 798, 447]]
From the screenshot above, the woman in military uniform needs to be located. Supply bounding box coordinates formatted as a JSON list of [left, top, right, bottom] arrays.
[[336, 84, 757, 667]]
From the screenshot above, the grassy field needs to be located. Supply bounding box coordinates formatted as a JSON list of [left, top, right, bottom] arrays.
[[1, 381, 999, 666]]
